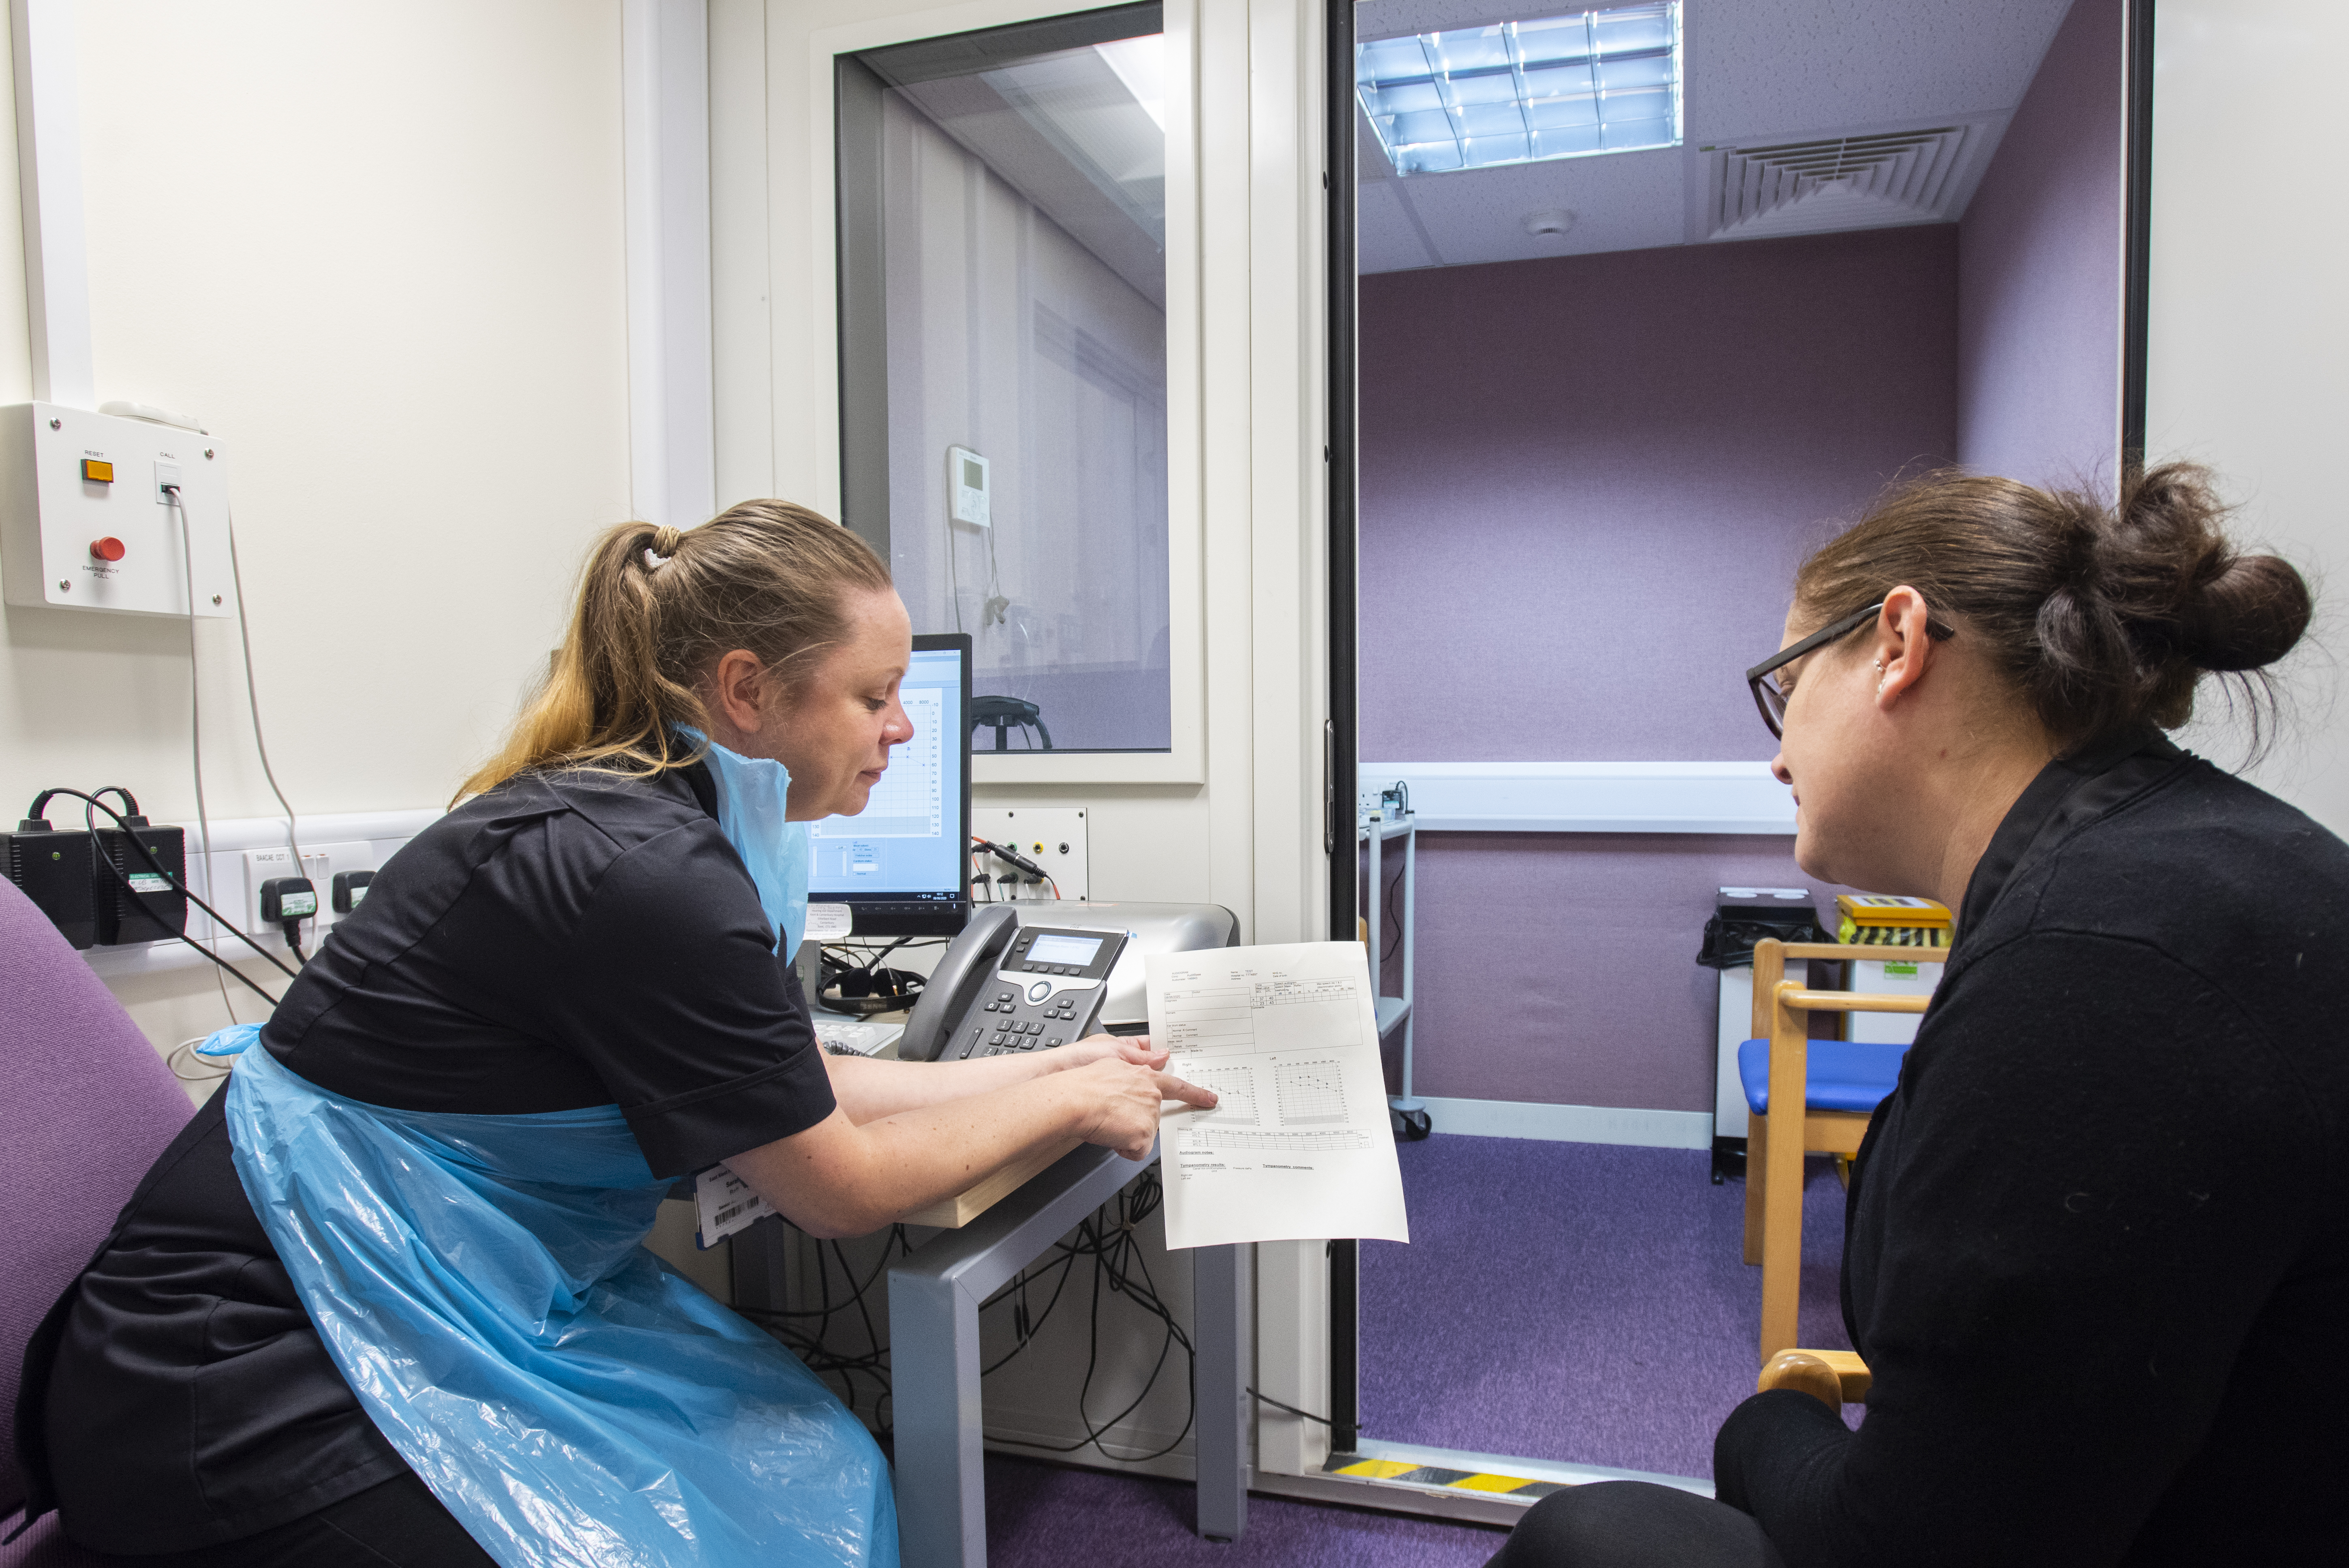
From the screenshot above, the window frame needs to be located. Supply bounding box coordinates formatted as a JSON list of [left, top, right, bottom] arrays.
[[815, 0, 1206, 784]]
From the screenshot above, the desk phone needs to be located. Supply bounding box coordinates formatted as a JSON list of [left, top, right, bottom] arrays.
[[897, 904, 1131, 1062]]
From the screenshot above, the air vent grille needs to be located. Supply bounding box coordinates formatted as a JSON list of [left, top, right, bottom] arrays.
[[1699, 122, 1991, 242]]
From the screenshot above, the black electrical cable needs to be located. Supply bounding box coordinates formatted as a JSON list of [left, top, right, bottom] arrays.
[[968, 1167, 1197, 1463], [1054, 1174, 1196, 1463], [1251, 1388, 1332, 1426], [69, 789, 298, 980], [733, 1225, 913, 1436], [77, 800, 289, 1004], [749, 1166, 1201, 1462], [53, 788, 291, 1005], [821, 938, 944, 972], [971, 837, 1045, 879]]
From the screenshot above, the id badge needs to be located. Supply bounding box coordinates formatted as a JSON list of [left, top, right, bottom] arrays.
[[693, 1164, 776, 1248]]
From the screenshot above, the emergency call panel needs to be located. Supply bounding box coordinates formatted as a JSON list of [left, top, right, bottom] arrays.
[[0, 403, 233, 618]]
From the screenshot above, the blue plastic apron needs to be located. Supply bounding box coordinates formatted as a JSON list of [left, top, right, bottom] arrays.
[[206, 1028, 897, 1568]]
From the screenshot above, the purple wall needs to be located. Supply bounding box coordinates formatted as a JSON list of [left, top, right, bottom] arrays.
[[1360, 226, 1959, 764], [1358, 229, 1957, 1113], [1956, 0, 2124, 490], [1377, 835, 1853, 1112]]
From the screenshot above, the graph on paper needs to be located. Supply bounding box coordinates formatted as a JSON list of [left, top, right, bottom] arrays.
[[1186, 1064, 1262, 1127], [1274, 1058, 1349, 1125], [1149, 941, 1410, 1249]]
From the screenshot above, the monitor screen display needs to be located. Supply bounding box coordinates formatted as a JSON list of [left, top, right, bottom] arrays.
[[806, 636, 969, 930], [1026, 933, 1103, 968]]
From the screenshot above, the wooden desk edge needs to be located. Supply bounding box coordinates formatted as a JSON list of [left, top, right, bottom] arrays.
[[899, 1135, 1088, 1230], [844, 1015, 1096, 1230]]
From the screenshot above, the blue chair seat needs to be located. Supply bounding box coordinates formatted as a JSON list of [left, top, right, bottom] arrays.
[[1738, 1037, 1906, 1116]]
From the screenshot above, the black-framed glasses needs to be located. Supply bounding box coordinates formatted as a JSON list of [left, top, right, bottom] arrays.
[[1745, 602, 1955, 739]]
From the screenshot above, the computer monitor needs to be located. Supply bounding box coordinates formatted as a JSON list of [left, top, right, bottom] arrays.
[[806, 632, 972, 936]]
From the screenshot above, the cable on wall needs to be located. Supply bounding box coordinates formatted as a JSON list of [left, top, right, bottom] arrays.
[[225, 501, 308, 868], [168, 484, 241, 1023], [53, 786, 288, 1005]]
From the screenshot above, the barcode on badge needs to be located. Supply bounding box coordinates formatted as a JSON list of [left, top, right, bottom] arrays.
[[694, 1165, 776, 1248]]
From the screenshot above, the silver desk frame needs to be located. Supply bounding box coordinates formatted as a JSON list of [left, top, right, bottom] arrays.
[[1362, 812, 1419, 1111], [888, 1139, 1252, 1568]]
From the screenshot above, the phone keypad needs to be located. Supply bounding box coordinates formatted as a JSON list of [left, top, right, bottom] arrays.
[[949, 929, 1129, 1061]]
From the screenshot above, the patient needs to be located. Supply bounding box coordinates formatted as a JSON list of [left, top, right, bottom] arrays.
[[1490, 465, 2349, 1566]]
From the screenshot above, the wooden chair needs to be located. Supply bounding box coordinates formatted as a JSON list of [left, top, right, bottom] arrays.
[[1758, 1348, 1872, 1407], [1744, 938, 1930, 1365]]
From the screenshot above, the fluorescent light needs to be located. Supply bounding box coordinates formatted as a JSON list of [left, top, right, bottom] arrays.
[[1094, 34, 1165, 131], [1356, 3, 1681, 176]]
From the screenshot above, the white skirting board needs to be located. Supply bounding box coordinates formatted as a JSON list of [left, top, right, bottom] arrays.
[[1412, 1096, 1713, 1150]]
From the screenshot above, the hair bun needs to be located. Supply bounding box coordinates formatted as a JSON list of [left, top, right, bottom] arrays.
[[1794, 461, 2311, 751], [649, 525, 685, 557], [2178, 553, 2311, 672]]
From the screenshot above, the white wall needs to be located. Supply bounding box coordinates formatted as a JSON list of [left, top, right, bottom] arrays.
[[2148, 0, 2349, 831], [2, 1, 633, 1058]]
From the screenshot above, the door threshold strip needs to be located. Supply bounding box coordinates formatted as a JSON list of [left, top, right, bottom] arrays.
[[1326, 1437, 1715, 1503]]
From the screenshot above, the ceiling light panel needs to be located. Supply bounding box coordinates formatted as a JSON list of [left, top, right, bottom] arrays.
[[1357, 3, 1681, 176]]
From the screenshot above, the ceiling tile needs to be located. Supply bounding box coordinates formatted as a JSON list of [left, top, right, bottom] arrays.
[[1351, 0, 2080, 271]]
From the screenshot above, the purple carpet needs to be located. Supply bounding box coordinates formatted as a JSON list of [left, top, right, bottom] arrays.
[[1362, 1134, 1855, 1479], [981, 1133, 1848, 1563], [985, 1453, 1504, 1566]]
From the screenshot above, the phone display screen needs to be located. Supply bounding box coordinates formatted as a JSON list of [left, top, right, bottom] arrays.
[[1026, 933, 1103, 968]]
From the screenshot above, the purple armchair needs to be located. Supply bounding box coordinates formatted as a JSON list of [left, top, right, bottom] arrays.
[[2, 877, 195, 1564]]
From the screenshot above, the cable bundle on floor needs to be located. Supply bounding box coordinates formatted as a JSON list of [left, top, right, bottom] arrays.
[[737, 1165, 1198, 1462]]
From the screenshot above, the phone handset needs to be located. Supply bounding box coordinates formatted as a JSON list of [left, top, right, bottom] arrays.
[[898, 904, 1021, 1062]]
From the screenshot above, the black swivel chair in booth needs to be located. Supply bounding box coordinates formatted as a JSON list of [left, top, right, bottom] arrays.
[[970, 696, 1051, 751]]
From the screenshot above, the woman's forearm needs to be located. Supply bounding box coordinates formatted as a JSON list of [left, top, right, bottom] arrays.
[[728, 1072, 1100, 1237], [822, 1050, 1056, 1122]]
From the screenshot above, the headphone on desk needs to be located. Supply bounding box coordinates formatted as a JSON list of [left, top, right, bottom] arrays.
[[817, 952, 926, 1017]]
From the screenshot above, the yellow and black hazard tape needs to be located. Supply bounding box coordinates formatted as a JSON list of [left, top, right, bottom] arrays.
[[1325, 1454, 1563, 1499]]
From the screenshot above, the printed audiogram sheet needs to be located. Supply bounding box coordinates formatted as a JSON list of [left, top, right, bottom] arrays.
[[1147, 942, 1409, 1249]]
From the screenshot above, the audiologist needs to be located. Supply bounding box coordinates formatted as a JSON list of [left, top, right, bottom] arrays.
[[19, 502, 1213, 1568]]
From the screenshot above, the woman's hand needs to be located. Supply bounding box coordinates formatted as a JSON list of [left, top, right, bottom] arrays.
[[1062, 1056, 1218, 1161], [1047, 1032, 1166, 1073]]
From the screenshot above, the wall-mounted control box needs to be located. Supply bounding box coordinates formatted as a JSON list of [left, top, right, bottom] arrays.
[[948, 444, 991, 528], [0, 403, 232, 617]]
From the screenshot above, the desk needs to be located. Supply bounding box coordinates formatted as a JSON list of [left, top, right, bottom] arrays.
[[889, 1139, 1252, 1568], [775, 1007, 1251, 1563]]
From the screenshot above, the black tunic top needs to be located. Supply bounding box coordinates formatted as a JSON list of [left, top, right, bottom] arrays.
[[1715, 732, 2349, 1565], [17, 764, 837, 1555]]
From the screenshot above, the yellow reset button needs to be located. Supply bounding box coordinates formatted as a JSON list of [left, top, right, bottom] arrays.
[[81, 458, 114, 484]]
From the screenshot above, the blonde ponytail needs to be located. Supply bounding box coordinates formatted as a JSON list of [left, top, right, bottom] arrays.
[[457, 501, 891, 802]]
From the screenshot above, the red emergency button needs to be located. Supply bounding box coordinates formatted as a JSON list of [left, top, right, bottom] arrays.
[[90, 537, 125, 562]]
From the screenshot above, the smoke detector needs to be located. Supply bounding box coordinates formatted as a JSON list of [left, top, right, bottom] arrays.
[[1524, 209, 1576, 236]]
